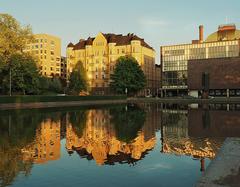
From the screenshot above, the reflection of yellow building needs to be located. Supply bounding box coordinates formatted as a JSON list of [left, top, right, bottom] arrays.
[[66, 109, 156, 165], [162, 138, 220, 159], [22, 119, 61, 164], [67, 32, 161, 95], [24, 34, 61, 77]]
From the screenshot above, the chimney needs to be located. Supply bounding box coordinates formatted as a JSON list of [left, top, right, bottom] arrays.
[[199, 25, 204, 43]]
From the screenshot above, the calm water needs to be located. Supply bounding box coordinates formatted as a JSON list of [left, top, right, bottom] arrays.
[[1, 103, 240, 187]]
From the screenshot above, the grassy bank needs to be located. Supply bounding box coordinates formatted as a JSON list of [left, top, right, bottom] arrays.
[[0, 95, 127, 104]]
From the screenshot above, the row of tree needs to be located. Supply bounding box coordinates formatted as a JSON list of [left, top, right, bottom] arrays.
[[0, 54, 65, 95], [0, 14, 66, 95], [0, 13, 147, 96]]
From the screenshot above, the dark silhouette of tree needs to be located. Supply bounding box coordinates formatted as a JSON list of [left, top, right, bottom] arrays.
[[110, 104, 146, 143]]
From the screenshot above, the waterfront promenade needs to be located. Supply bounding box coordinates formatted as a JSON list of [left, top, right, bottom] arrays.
[[196, 138, 240, 187]]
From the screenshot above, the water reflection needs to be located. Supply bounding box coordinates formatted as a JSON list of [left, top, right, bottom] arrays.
[[0, 103, 240, 186], [66, 105, 159, 165]]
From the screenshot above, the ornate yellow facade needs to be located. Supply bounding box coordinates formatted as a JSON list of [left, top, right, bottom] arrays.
[[67, 32, 161, 95], [24, 34, 61, 77]]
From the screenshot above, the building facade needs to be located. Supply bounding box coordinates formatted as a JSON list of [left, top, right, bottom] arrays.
[[60, 56, 67, 80], [161, 24, 240, 96], [67, 32, 161, 95], [188, 57, 240, 97], [24, 34, 61, 78]]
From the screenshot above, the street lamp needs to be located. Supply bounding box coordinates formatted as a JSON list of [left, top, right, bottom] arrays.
[[9, 64, 12, 96]]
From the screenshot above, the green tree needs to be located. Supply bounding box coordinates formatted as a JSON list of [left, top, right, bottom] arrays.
[[0, 14, 33, 62], [49, 77, 63, 93], [110, 56, 146, 95], [68, 61, 88, 95], [37, 76, 63, 95], [1, 54, 40, 95]]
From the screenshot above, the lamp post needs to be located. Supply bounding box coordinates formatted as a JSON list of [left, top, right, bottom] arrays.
[[9, 66, 12, 96]]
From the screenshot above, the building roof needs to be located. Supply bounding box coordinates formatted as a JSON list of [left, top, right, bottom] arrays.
[[69, 33, 154, 50], [67, 42, 74, 47], [205, 24, 240, 42]]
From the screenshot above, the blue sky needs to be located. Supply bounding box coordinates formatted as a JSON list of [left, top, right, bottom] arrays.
[[1, 0, 240, 63]]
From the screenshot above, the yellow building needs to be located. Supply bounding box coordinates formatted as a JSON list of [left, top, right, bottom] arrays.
[[24, 34, 61, 77], [67, 32, 161, 95]]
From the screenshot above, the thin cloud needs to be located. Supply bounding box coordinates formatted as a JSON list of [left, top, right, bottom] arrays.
[[139, 18, 169, 27]]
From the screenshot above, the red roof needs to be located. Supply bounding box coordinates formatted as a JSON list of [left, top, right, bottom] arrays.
[[218, 24, 236, 32], [69, 33, 153, 50]]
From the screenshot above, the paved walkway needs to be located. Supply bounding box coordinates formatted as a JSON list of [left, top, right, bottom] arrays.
[[196, 138, 240, 187]]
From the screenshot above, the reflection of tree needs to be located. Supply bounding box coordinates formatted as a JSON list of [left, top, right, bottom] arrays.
[[0, 110, 62, 187], [0, 149, 32, 187], [68, 110, 87, 138], [110, 104, 146, 143]]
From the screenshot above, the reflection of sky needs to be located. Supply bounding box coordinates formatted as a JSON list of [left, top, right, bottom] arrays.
[[1, 0, 240, 62], [12, 133, 210, 187]]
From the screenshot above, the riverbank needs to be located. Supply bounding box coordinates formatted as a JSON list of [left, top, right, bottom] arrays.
[[129, 97, 240, 104], [196, 138, 240, 187], [0, 95, 127, 110], [1, 96, 240, 110], [0, 99, 127, 110]]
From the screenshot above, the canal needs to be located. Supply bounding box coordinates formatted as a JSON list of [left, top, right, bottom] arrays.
[[0, 103, 240, 187]]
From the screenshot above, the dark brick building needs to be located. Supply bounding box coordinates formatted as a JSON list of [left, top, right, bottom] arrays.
[[188, 57, 240, 97]]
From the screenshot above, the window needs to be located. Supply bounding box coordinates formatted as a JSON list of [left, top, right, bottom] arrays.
[[51, 51, 54, 55]]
